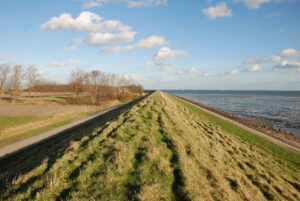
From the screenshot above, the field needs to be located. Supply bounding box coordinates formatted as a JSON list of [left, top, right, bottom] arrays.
[[0, 104, 110, 147], [0, 91, 299, 200]]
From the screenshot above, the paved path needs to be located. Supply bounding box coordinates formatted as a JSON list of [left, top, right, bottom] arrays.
[[0, 104, 124, 160]]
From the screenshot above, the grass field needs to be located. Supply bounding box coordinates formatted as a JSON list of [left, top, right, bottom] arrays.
[[0, 105, 106, 147], [0, 116, 49, 130], [0, 91, 299, 200]]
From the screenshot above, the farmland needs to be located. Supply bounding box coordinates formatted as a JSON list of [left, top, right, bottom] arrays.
[[0, 91, 299, 200]]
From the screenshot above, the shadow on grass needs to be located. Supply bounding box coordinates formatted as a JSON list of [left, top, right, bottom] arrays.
[[0, 94, 151, 197]]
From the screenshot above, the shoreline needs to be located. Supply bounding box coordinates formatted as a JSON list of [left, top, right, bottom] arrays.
[[172, 94, 300, 153]]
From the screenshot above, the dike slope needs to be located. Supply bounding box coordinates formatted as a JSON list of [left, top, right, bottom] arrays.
[[0, 91, 299, 201]]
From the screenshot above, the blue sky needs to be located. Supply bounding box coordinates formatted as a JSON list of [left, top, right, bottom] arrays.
[[0, 0, 300, 90]]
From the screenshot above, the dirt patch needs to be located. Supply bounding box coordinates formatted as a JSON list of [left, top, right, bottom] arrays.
[[0, 105, 95, 116]]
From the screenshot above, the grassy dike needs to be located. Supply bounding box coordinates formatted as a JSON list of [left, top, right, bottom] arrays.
[[0, 91, 299, 201]]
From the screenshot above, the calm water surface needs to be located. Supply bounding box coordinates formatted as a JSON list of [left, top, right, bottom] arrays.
[[164, 90, 300, 137]]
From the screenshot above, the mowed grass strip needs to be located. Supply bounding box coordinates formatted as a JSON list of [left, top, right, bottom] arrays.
[[0, 91, 299, 201], [0, 107, 101, 147], [0, 116, 49, 130]]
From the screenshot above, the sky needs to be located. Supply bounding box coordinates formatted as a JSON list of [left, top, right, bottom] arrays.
[[0, 0, 300, 90]]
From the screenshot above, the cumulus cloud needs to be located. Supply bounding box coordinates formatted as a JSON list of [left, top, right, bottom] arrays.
[[0, 54, 12, 60], [274, 60, 300, 70], [101, 35, 168, 53], [233, 0, 271, 9], [278, 48, 300, 57], [202, 2, 232, 20], [245, 55, 282, 64], [82, 0, 167, 8], [154, 47, 188, 60], [40, 12, 130, 32], [85, 31, 137, 46], [176, 67, 201, 75], [228, 69, 239, 75], [47, 59, 81, 67], [245, 64, 263, 72]]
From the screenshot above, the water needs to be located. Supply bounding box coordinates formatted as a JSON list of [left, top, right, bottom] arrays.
[[164, 90, 300, 137]]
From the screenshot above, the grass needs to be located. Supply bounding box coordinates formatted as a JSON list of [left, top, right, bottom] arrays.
[[0, 107, 107, 147], [0, 91, 299, 201], [20, 96, 68, 103], [0, 116, 49, 130]]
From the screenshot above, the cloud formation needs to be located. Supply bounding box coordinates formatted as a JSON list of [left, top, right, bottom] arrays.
[[176, 67, 201, 75], [41, 12, 130, 32], [202, 2, 232, 20], [85, 31, 137, 46], [228, 69, 240, 75], [278, 48, 300, 57], [245, 55, 282, 64], [47, 59, 81, 67], [233, 0, 271, 9], [245, 64, 263, 72], [154, 47, 188, 60], [274, 60, 300, 71], [83, 0, 167, 8], [101, 35, 168, 53], [41, 12, 138, 48]]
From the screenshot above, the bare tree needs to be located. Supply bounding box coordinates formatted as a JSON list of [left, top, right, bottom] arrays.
[[69, 68, 85, 96], [84, 70, 103, 104], [0, 64, 10, 97], [8, 65, 24, 103], [26, 66, 40, 101]]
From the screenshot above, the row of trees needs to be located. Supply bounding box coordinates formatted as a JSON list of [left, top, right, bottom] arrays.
[[0, 64, 40, 103], [0, 64, 143, 104], [68, 69, 142, 103]]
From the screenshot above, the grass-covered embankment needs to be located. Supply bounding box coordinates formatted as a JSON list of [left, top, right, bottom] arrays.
[[0, 91, 299, 200]]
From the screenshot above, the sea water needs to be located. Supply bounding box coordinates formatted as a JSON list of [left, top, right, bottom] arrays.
[[164, 90, 300, 137]]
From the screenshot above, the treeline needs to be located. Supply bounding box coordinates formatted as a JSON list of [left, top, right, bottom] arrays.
[[0, 64, 143, 104]]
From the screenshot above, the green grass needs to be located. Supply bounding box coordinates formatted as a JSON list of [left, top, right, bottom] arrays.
[[0, 108, 103, 147], [20, 96, 68, 103], [169, 94, 300, 169], [0, 116, 49, 130], [0, 91, 299, 201]]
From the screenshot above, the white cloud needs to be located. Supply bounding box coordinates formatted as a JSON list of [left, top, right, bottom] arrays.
[[83, 0, 102, 8], [0, 54, 12, 60], [82, 0, 167, 8], [202, 2, 232, 20], [228, 69, 239, 75], [101, 35, 168, 53], [245, 64, 263, 72], [154, 47, 188, 60], [275, 60, 300, 69], [246, 55, 282, 64], [47, 59, 81, 67], [135, 35, 168, 48], [85, 31, 137, 46], [233, 0, 271, 9], [40, 12, 130, 32], [278, 48, 300, 57], [152, 62, 173, 72], [176, 67, 201, 75]]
